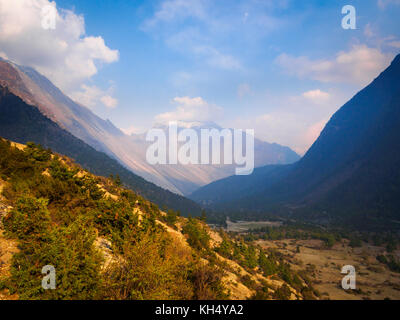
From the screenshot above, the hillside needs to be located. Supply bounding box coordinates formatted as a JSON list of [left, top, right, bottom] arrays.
[[0, 85, 201, 216], [0, 59, 300, 195], [0, 138, 316, 300], [190, 54, 400, 229]]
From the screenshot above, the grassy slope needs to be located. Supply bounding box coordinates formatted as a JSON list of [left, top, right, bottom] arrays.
[[0, 138, 313, 300]]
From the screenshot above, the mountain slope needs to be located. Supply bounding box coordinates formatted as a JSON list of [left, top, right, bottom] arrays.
[[0, 58, 299, 194], [191, 54, 400, 227], [190, 164, 293, 206], [0, 85, 201, 216], [131, 121, 300, 195], [0, 138, 313, 300]]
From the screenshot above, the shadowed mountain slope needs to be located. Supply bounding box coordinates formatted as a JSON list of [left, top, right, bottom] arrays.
[[191, 54, 400, 228], [0, 85, 202, 215]]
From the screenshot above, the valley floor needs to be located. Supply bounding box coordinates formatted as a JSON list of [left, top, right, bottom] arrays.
[[255, 239, 400, 300]]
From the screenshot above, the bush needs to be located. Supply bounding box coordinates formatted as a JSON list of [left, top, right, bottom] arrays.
[[166, 209, 178, 228], [3, 196, 51, 241], [102, 231, 193, 300], [189, 263, 229, 300], [182, 217, 210, 252]]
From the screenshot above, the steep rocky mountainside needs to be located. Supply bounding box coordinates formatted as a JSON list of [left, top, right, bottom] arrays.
[[0, 58, 299, 195], [0, 85, 202, 216]]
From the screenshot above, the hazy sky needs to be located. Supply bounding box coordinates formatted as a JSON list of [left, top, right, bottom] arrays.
[[1, 0, 400, 154]]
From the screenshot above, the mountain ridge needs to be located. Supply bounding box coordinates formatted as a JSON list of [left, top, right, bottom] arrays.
[[0, 85, 202, 216], [0, 58, 300, 195], [191, 53, 400, 229]]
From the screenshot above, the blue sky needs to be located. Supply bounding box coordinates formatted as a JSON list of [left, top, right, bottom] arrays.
[[1, 0, 400, 154]]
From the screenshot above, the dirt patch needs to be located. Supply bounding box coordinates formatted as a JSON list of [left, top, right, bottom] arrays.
[[0, 231, 18, 278], [0, 229, 19, 300], [209, 229, 223, 248], [10, 141, 25, 151]]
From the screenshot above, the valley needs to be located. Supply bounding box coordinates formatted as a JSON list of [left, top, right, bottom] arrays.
[[218, 218, 400, 300], [225, 219, 282, 233], [255, 239, 400, 300], [0, 138, 315, 300], [0, 0, 399, 304], [191, 53, 400, 231]]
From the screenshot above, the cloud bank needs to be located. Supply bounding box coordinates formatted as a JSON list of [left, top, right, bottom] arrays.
[[155, 96, 223, 124], [0, 0, 119, 108], [276, 45, 393, 86]]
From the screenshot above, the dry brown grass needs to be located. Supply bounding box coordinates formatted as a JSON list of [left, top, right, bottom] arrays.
[[256, 239, 400, 300]]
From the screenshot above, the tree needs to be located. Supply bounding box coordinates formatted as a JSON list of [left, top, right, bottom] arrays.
[[166, 209, 178, 227], [115, 174, 122, 187], [182, 217, 210, 252], [273, 284, 292, 300], [200, 210, 207, 222], [258, 252, 276, 277]]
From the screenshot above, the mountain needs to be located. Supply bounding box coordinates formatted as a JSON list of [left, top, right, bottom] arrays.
[[127, 120, 300, 195], [0, 85, 202, 216], [190, 54, 400, 229], [0, 58, 299, 195]]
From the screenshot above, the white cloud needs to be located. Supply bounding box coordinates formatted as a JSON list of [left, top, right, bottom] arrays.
[[143, 0, 206, 28], [143, 0, 287, 71], [364, 23, 375, 38], [362, 23, 400, 50], [0, 0, 119, 95], [121, 125, 146, 135], [302, 119, 327, 151], [155, 96, 223, 124], [144, 0, 288, 29], [254, 112, 311, 155], [193, 46, 242, 70], [230, 87, 351, 155], [302, 89, 330, 104], [246, 113, 328, 155], [100, 95, 118, 109], [276, 45, 393, 86], [165, 28, 242, 70], [388, 41, 400, 48], [70, 84, 118, 109]]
